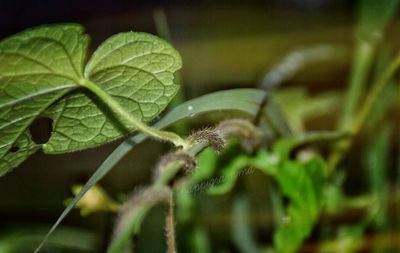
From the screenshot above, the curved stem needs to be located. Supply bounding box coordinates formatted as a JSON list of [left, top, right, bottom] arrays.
[[81, 79, 189, 149]]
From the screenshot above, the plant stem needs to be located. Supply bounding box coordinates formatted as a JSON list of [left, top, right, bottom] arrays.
[[166, 191, 177, 253], [349, 54, 400, 135], [339, 40, 375, 129], [81, 79, 189, 149], [328, 53, 400, 173]]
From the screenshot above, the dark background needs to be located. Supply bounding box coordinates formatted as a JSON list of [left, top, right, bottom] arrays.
[[0, 0, 398, 252]]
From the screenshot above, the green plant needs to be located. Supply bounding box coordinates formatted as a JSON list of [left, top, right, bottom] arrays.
[[0, 1, 399, 252]]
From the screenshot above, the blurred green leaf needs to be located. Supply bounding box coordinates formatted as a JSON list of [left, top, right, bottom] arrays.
[[107, 186, 170, 253], [318, 225, 364, 253], [273, 87, 341, 132], [274, 158, 325, 253], [357, 0, 399, 42], [0, 225, 98, 253], [273, 131, 347, 159], [191, 147, 219, 183], [232, 195, 262, 253], [364, 124, 392, 229], [176, 147, 218, 222], [207, 150, 277, 195], [189, 225, 212, 253], [340, 0, 398, 128]]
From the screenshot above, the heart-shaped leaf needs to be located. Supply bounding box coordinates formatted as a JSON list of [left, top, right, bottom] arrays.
[[44, 32, 181, 153], [0, 24, 182, 175], [0, 24, 88, 175]]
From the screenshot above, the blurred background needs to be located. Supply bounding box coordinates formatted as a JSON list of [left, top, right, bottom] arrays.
[[0, 0, 399, 252]]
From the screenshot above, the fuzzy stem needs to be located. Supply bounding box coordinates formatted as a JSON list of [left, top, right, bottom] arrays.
[[81, 79, 188, 149], [166, 191, 177, 253]]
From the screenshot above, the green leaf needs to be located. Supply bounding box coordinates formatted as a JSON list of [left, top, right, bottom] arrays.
[[357, 0, 399, 42], [0, 225, 98, 253], [273, 87, 341, 132], [0, 23, 88, 174], [274, 158, 325, 253], [207, 150, 278, 195], [364, 124, 392, 228], [0, 132, 39, 175], [207, 155, 250, 195], [1, 24, 182, 174], [35, 88, 267, 252], [44, 32, 181, 153], [107, 186, 170, 253], [188, 225, 212, 253], [273, 131, 348, 160], [232, 195, 263, 253]]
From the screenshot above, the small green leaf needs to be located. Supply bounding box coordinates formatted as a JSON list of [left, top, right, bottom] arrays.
[[207, 155, 250, 195], [207, 149, 278, 195], [274, 158, 325, 253]]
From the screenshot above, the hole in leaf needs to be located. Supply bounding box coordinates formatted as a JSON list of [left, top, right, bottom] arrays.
[[29, 117, 53, 144], [9, 146, 19, 153]]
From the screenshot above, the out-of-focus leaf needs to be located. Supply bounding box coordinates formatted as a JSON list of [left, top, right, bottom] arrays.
[[0, 225, 98, 253], [357, 0, 399, 42], [272, 87, 341, 132], [207, 150, 278, 195], [273, 158, 325, 253], [340, 0, 399, 128], [364, 124, 392, 229], [191, 147, 219, 183], [176, 147, 219, 222], [318, 225, 364, 253], [273, 131, 348, 159], [107, 186, 170, 253], [260, 45, 344, 90], [324, 171, 346, 213], [207, 146, 326, 252], [189, 225, 212, 253], [64, 184, 120, 216], [207, 155, 251, 195], [232, 195, 263, 253]]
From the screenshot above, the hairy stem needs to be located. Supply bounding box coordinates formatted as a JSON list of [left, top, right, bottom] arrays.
[[166, 191, 177, 253], [81, 79, 189, 149]]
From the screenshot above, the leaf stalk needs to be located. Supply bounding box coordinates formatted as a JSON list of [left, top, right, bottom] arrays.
[[81, 79, 189, 149]]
